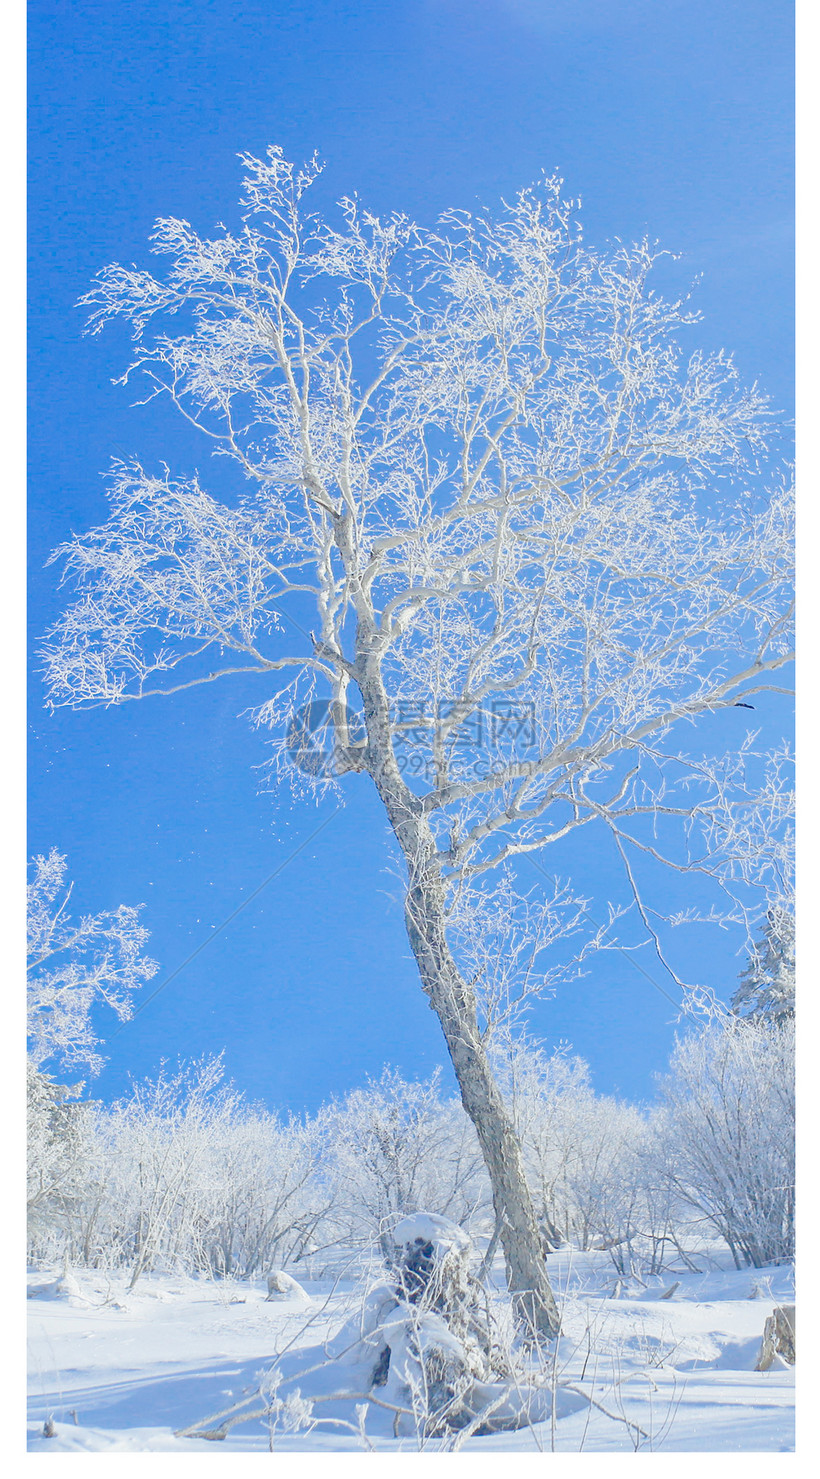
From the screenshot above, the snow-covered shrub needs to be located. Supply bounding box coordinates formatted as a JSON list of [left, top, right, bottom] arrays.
[[324, 1068, 490, 1257], [183, 1107, 334, 1278], [328, 1213, 525, 1439], [102, 1055, 242, 1286], [498, 1042, 596, 1248], [631, 1108, 702, 1275], [389, 1214, 504, 1377], [499, 1042, 647, 1261], [26, 1063, 99, 1263], [27, 1052, 338, 1280], [99, 1056, 335, 1284], [557, 1097, 646, 1260], [658, 1017, 795, 1267]]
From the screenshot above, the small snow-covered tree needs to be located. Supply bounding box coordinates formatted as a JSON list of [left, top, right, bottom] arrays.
[[27, 850, 158, 1076], [731, 903, 795, 1023], [633, 1108, 700, 1275], [328, 1068, 489, 1258], [187, 1105, 335, 1278], [658, 1017, 794, 1267], [102, 1055, 247, 1287], [496, 1041, 595, 1249], [27, 852, 157, 1264], [42, 149, 793, 1333], [26, 1061, 96, 1260], [559, 1097, 646, 1262]]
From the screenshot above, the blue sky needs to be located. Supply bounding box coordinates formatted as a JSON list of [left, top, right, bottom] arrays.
[[28, 0, 793, 1112]]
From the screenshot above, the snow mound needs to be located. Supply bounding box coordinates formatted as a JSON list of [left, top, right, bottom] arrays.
[[28, 1271, 84, 1304], [266, 1270, 311, 1303], [29, 1421, 199, 1453]]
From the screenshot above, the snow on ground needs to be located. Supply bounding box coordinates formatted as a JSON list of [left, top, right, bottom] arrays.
[[27, 1251, 795, 1453]]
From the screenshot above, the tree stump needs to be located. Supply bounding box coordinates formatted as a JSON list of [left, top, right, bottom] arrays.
[[755, 1304, 795, 1370]]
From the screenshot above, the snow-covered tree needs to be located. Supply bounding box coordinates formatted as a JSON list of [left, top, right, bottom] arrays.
[[42, 149, 793, 1333], [634, 1109, 701, 1276], [28, 1053, 339, 1280], [327, 1068, 489, 1257], [658, 1017, 794, 1267], [731, 903, 795, 1023], [27, 850, 158, 1076], [188, 1106, 334, 1278], [498, 1040, 647, 1262], [26, 1061, 96, 1259], [102, 1055, 256, 1288], [496, 1041, 595, 1249]]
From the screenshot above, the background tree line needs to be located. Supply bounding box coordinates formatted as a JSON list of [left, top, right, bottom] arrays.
[[28, 1022, 794, 1287], [27, 850, 794, 1287]]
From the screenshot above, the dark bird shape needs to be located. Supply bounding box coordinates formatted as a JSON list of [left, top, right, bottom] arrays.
[[734, 701, 755, 709]]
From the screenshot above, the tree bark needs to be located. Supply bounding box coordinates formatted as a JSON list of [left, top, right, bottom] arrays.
[[401, 843, 561, 1338], [354, 646, 560, 1339]]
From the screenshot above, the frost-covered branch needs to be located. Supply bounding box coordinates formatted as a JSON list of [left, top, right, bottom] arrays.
[[27, 850, 158, 1075]]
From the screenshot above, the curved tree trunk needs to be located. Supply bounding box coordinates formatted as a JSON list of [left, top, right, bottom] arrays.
[[354, 647, 560, 1339]]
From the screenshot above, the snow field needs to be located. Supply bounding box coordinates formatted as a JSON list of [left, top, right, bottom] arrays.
[[27, 1251, 794, 1453]]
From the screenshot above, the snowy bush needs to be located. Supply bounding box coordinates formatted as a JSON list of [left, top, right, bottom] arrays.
[[499, 1042, 649, 1264], [26, 1063, 99, 1263], [658, 1018, 795, 1267], [326, 1213, 530, 1439], [499, 1042, 596, 1249], [325, 1068, 490, 1257], [102, 1056, 335, 1284]]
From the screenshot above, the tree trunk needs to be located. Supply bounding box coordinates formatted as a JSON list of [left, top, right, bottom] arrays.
[[354, 649, 560, 1339], [404, 838, 560, 1338]]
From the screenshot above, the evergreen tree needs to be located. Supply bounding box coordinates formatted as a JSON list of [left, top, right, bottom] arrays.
[[731, 905, 795, 1023]]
